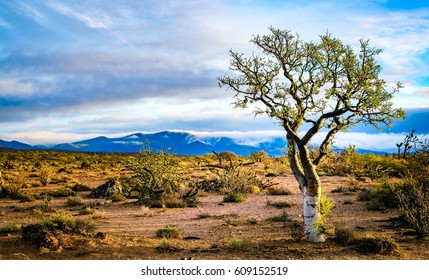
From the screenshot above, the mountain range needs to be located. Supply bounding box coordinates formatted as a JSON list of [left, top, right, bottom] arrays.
[[0, 131, 287, 156], [0, 131, 387, 156]]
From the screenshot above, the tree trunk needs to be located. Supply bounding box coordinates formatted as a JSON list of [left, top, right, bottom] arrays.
[[288, 138, 325, 242], [302, 177, 325, 242]]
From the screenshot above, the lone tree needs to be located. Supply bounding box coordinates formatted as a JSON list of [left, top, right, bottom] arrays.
[[218, 27, 405, 242]]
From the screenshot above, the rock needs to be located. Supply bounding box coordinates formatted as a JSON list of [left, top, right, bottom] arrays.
[[90, 179, 123, 198], [22, 224, 59, 249]]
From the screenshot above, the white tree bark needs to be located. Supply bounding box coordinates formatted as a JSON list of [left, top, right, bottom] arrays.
[[303, 194, 325, 242]]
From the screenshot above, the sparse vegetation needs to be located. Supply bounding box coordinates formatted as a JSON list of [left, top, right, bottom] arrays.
[[50, 187, 75, 198], [227, 238, 243, 251], [355, 236, 398, 254], [41, 212, 95, 234], [38, 167, 52, 186], [111, 193, 127, 202], [0, 147, 428, 259], [0, 224, 22, 235], [223, 193, 246, 203], [66, 197, 84, 207], [267, 200, 294, 208], [334, 226, 358, 245], [394, 169, 429, 237], [156, 225, 182, 239]]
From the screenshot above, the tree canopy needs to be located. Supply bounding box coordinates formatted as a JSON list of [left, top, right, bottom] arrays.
[[218, 27, 405, 165]]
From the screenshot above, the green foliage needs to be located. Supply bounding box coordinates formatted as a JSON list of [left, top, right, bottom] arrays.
[[0, 184, 34, 202], [393, 170, 429, 237], [320, 193, 335, 216], [127, 142, 191, 208], [205, 150, 276, 195], [0, 224, 22, 235], [249, 150, 269, 163], [223, 192, 246, 203], [111, 193, 127, 202], [80, 160, 91, 169], [366, 183, 397, 211], [355, 236, 397, 254], [79, 207, 93, 215], [319, 151, 408, 179], [38, 167, 52, 186], [156, 225, 182, 239], [227, 238, 243, 251], [41, 213, 95, 234], [50, 187, 75, 198], [1, 160, 15, 170]]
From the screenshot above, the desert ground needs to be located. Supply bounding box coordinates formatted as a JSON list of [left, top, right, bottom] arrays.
[[0, 149, 428, 260]]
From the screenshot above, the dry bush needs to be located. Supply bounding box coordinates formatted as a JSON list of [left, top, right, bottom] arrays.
[[38, 167, 52, 186], [394, 169, 429, 237], [355, 235, 397, 254]]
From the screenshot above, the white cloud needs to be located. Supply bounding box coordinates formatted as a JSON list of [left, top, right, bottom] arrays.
[[47, 2, 112, 29], [0, 78, 35, 95]]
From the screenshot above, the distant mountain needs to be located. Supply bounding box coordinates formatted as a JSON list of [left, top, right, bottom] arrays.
[[51, 131, 277, 156], [0, 131, 391, 156], [0, 139, 34, 150]]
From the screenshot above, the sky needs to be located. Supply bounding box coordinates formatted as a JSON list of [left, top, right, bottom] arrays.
[[0, 0, 429, 151]]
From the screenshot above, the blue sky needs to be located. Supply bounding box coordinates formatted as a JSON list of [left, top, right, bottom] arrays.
[[0, 0, 429, 151]]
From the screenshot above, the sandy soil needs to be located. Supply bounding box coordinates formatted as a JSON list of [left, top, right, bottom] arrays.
[[1, 173, 428, 260]]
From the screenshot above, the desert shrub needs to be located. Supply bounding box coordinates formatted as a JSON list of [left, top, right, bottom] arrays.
[[79, 207, 93, 215], [334, 226, 358, 245], [127, 143, 194, 208], [111, 193, 127, 202], [266, 186, 292, 196], [366, 183, 397, 211], [41, 213, 95, 234], [1, 160, 15, 170], [197, 212, 211, 219], [0, 224, 22, 235], [271, 210, 290, 222], [267, 200, 294, 208], [164, 196, 187, 208], [250, 150, 269, 163], [156, 238, 176, 252], [318, 147, 408, 178], [223, 193, 246, 203], [355, 236, 397, 254], [0, 184, 34, 202], [70, 183, 92, 192], [205, 151, 276, 195], [394, 172, 429, 237], [156, 225, 182, 239], [80, 160, 91, 169], [227, 238, 243, 251], [38, 167, 52, 186], [66, 197, 84, 207], [289, 221, 305, 242], [50, 187, 75, 198]]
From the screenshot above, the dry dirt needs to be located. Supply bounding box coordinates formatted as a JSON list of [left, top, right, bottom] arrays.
[[1, 171, 428, 260]]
